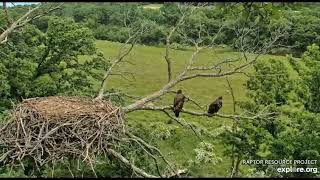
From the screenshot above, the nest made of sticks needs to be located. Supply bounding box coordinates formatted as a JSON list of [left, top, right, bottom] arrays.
[[0, 96, 125, 173]]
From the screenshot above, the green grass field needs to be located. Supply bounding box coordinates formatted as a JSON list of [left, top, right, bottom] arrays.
[[93, 40, 287, 177], [142, 4, 163, 10]]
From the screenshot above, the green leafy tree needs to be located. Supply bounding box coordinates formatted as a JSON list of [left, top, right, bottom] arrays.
[[0, 16, 109, 109], [221, 54, 320, 177], [301, 44, 320, 112]]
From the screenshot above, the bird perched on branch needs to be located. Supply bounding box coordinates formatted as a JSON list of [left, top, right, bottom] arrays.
[[173, 90, 186, 117], [208, 96, 223, 115]]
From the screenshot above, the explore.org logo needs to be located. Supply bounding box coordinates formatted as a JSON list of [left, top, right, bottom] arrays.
[[242, 159, 319, 174], [277, 166, 318, 174]]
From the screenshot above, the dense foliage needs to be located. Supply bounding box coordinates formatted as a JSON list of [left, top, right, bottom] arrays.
[[0, 16, 108, 110], [220, 45, 320, 177]]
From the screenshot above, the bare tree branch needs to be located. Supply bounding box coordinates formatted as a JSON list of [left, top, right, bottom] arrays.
[[1, 4, 41, 43], [23, 3, 63, 26], [95, 21, 149, 100], [167, 90, 204, 110], [103, 92, 141, 100], [107, 137, 187, 178], [106, 148, 158, 178], [164, 5, 195, 82], [109, 72, 135, 82], [162, 109, 203, 141], [125, 131, 178, 177], [123, 25, 256, 113], [188, 57, 240, 71], [124, 137, 163, 177], [133, 105, 275, 121], [224, 77, 238, 178], [3, 2, 11, 27], [0, 3, 63, 44], [96, 41, 134, 100], [225, 77, 236, 114]]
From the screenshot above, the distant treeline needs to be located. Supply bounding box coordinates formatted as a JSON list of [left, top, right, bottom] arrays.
[[2, 2, 320, 56]]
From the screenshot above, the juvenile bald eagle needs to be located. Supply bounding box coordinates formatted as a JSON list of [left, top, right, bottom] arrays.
[[173, 90, 186, 117], [208, 96, 223, 115]]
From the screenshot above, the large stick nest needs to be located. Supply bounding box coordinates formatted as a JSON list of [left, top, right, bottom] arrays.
[[0, 96, 125, 171]]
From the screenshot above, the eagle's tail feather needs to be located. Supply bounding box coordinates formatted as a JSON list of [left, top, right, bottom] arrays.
[[175, 111, 179, 117]]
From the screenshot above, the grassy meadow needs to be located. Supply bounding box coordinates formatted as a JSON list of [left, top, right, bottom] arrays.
[[142, 3, 163, 9], [90, 40, 288, 177]]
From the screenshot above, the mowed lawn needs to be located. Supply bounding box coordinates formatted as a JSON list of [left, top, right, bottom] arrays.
[[94, 40, 287, 177]]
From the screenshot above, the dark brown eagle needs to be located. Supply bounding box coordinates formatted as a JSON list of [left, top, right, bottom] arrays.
[[173, 90, 186, 117], [208, 96, 223, 115]]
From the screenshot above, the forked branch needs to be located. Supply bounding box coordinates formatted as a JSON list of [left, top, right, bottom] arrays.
[[164, 5, 196, 82], [0, 3, 63, 44]]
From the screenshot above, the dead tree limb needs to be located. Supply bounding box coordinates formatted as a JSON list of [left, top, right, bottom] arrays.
[[133, 105, 275, 121], [107, 145, 187, 178], [106, 148, 158, 178], [0, 3, 63, 44], [164, 5, 195, 82], [103, 92, 141, 100], [2, 2, 11, 27], [167, 90, 203, 110], [123, 137, 163, 177], [162, 110, 204, 141], [122, 46, 202, 113], [1, 5, 41, 43], [123, 22, 286, 114], [96, 22, 148, 100], [125, 131, 176, 175], [96, 42, 135, 100], [224, 77, 239, 178], [225, 77, 236, 114]]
